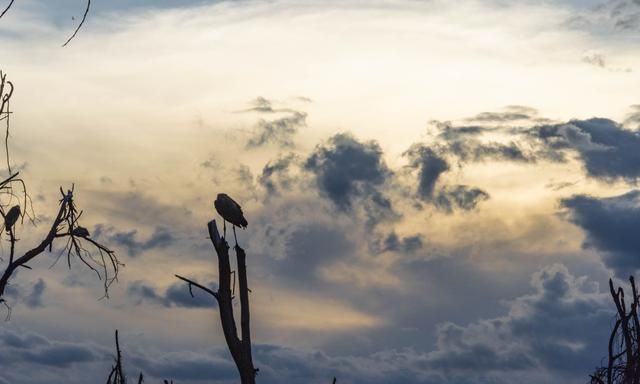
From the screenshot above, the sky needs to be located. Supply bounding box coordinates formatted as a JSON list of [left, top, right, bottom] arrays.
[[0, 0, 640, 383]]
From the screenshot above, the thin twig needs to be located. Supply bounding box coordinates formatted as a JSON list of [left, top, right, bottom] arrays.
[[0, 0, 15, 19], [62, 0, 90, 47]]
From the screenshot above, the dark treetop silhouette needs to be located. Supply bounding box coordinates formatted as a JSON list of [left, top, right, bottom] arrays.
[[177, 193, 257, 384], [590, 276, 640, 384]]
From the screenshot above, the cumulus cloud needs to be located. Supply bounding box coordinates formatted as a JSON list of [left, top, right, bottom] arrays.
[[562, 190, 640, 276], [424, 264, 611, 382], [305, 133, 393, 210], [529, 118, 640, 181]]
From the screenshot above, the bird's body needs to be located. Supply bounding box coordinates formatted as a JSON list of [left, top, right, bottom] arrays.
[[214, 193, 248, 229], [72, 226, 90, 238], [4, 205, 20, 232]]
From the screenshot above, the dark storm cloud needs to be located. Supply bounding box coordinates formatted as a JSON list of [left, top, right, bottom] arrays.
[[305, 133, 393, 210], [529, 118, 640, 181], [96, 225, 175, 257], [434, 185, 490, 213], [561, 190, 640, 276], [424, 264, 611, 378], [128, 280, 216, 308], [246, 111, 307, 148], [404, 144, 449, 199], [0, 328, 104, 368]]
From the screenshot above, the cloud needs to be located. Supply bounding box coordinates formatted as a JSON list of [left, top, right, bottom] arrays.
[[0, 328, 105, 369], [127, 280, 217, 308], [25, 279, 46, 309], [403, 144, 489, 212], [466, 105, 539, 123], [131, 351, 238, 382], [529, 118, 640, 181], [246, 96, 277, 113], [446, 139, 531, 163], [424, 264, 611, 381], [582, 51, 606, 68], [258, 153, 299, 197], [561, 190, 640, 276], [624, 104, 640, 129], [96, 225, 175, 257], [89, 191, 193, 230], [404, 144, 449, 199], [434, 185, 490, 213], [246, 111, 307, 148], [305, 133, 393, 211], [374, 232, 424, 254]]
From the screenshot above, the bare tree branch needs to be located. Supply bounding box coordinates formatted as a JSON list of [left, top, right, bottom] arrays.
[[177, 219, 257, 383], [62, 0, 91, 47], [0, 0, 14, 20]]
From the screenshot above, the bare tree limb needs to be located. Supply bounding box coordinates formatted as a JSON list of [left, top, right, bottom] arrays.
[[62, 0, 91, 47], [0, 1, 14, 20], [177, 219, 256, 383]]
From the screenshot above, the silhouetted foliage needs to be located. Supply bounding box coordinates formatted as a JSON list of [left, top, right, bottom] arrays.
[[590, 276, 640, 384]]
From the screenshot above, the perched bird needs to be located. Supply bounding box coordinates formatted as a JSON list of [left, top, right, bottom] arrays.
[[214, 193, 248, 229], [4, 205, 20, 232], [72, 226, 90, 238]]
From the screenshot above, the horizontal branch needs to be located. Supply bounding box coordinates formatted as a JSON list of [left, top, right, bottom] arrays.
[[175, 274, 218, 300]]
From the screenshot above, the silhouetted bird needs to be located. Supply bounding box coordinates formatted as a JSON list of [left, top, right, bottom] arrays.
[[214, 193, 248, 229], [72, 226, 90, 238], [4, 205, 20, 232], [214, 193, 248, 244]]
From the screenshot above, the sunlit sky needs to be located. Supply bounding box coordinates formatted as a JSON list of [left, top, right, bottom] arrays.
[[1, 0, 640, 383]]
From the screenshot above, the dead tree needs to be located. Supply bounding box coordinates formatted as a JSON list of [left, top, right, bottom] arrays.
[[0, 70, 121, 315], [106, 330, 145, 384], [590, 276, 640, 384], [176, 219, 257, 384]]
